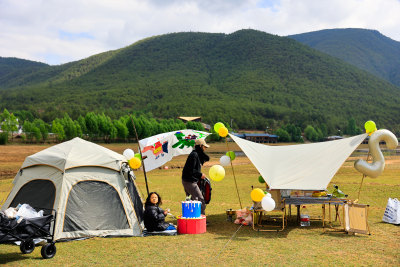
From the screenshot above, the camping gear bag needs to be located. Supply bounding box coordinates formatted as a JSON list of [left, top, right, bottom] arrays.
[[382, 198, 400, 224], [197, 178, 212, 204]]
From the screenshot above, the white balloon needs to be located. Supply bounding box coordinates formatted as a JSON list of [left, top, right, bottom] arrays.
[[219, 155, 231, 166], [123, 149, 135, 160], [261, 195, 275, 211]]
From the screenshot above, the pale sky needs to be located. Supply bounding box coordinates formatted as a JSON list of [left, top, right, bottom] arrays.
[[1, 0, 399, 65]]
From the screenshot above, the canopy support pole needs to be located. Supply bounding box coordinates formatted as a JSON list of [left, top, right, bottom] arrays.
[[225, 139, 243, 209], [357, 151, 370, 201], [130, 115, 150, 196]]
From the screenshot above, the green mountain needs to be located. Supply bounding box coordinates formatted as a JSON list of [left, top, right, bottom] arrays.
[[288, 28, 400, 87], [0, 57, 49, 87], [1, 29, 399, 132]]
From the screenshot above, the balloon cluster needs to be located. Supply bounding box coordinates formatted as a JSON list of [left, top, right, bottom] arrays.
[[214, 122, 229, 138], [123, 148, 142, 169], [364, 120, 377, 136], [250, 188, 275, 211], [207, 122, 236, 182], [210, 149, 237, 181]]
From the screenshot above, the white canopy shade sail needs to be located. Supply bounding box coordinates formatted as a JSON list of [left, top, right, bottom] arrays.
[[230, 133, 367, 190]]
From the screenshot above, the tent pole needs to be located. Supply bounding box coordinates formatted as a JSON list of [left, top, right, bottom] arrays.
[[225, 138, 243, 209], [357, 151, 370, 201], [130, 115, 150, 196]]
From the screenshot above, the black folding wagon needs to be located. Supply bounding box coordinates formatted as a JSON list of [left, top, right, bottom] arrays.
[[0, 208, 57, 259]]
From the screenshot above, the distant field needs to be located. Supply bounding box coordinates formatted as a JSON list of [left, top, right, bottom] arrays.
[[0, 142, 399, 266]]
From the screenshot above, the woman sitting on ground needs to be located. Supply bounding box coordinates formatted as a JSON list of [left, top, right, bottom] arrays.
[[144, 192, 175, 232]]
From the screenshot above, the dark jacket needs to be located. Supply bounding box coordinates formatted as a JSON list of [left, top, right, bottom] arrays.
[[182, 150, 203, 183], [144, 204, 169, 232]]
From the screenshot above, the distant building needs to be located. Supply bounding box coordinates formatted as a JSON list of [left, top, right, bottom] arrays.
[[178, 116, 209, 130], [201, 123, 211, 131], [178, 116, 202, 123], [233, 133, 278, 143]]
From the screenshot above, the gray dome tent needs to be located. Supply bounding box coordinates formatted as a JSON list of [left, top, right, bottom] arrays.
[[1, 138, 144, 240]]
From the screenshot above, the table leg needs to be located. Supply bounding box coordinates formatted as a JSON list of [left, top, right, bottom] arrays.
[[329, 203, 331, 223], [296, 205, 300, 223], [335, 205, 339, 222]]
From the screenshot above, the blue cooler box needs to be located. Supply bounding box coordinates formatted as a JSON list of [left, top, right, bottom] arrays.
[[182, 201, 201, 218]]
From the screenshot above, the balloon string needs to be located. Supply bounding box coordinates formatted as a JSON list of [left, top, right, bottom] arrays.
[[225, 138, 243, 209], [357, 151, 370, 201]]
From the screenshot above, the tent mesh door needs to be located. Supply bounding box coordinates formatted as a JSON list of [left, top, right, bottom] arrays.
[[63, 181, 129, 232], [9, 179, 56, 213]]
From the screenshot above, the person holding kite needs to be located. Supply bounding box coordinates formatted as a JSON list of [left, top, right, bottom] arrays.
[[181, 139, 210, 215]]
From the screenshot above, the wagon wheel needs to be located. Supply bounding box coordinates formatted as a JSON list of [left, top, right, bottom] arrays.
[[41, 243, 57, 259], [20, 239, 35, 254]]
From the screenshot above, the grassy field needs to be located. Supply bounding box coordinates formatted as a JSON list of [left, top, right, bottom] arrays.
[[0, 142, 399, 266]]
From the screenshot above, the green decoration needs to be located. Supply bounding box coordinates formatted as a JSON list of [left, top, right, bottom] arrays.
[[226, 151, 236, 160], [172, 132, 196, 149]]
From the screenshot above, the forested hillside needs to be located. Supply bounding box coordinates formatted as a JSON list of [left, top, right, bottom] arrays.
[[0, 57, 48, 87], [289, 28, 400, 87], [1, 29, 399, 133]]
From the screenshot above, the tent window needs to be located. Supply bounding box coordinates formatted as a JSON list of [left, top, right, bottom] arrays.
[[9, 180, 55, 213], [63, 181, 129, 232]]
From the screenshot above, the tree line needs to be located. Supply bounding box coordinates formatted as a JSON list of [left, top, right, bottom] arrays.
[[275, 118, 363, 142], [1, 108, 369, 145], [0, 109, 205, 144]]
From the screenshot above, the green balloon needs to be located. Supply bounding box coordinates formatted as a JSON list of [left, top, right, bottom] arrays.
[[258, 175, 265, 184], [214, 122, 225, 133], [134, 153, 142, 160], [226, 151, 236, 160], [364, 120, 376, 133]]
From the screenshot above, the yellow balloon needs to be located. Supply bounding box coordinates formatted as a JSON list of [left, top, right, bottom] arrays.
[[209, 165, 225, 182], [364, 120, 377, 135], [251, 188, 265, 202], [218, 127, 228, 137], [129, 157, 142, 169]]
